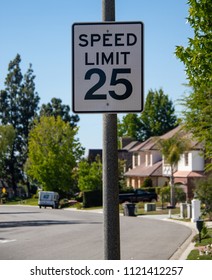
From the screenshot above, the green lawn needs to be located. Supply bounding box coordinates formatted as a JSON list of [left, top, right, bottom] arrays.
[[187, 228, 212, 260], [4, 198, 181, 215], [3, 197, 38, 206]]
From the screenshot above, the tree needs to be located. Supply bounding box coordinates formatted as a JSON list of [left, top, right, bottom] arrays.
[[156, 129, 190, 206], [196, 175, 212, 220], [141, 177, 153, 189], [78, 156, 102, 192], [0, 125, 16, 180], [118, 114, 142, 140], [160, 186, 186, 205], [0, 54, 40, 193], [118, 159, 127, 191], [20, 64, 40, 139], [78, 157, 129, 193], [40, 98, 79, 128], [0, 54, 23, 127], [175, 0, 212, 171], [118, 89, 177, 141], [140, 89, 177, 140], [25, 116, 84, 195]]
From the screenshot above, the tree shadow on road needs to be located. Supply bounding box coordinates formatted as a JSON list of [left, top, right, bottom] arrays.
[[0, 212, 40, 215], [0, 220, 102, 228]]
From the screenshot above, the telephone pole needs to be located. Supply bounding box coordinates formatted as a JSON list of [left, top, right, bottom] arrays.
[[102, 0, 120, 260]]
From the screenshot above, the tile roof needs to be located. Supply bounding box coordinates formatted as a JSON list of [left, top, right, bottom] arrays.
[[159, 125, 182, 139], [128, 125, 203, 152], [125, 161, 162, 177], [123, 141, 141, 150], [129, 137, 156, 152], [174, 171, 204, 178]]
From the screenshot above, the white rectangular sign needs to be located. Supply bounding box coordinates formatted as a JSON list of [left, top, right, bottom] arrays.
[[72, 22, 143, 113]]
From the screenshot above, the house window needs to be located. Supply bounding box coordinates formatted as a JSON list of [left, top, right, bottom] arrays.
[[184, 152, 189, 166], [146, 152, 151, 166], [134, 153, 138, 167]]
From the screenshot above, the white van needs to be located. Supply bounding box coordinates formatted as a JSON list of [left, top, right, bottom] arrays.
[[38, 191, 59, 209]]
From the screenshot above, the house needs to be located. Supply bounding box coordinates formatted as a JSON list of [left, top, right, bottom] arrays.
[[88, 137, 140, 171], [124, 126, 205, 201], [125, 137, 167, 188]]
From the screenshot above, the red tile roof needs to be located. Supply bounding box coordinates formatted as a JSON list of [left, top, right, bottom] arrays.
[[174, 171, 204, 178]]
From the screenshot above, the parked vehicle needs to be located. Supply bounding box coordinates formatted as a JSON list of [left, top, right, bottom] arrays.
[[38, 191, 59, 209], [119, 189, 157, 203]]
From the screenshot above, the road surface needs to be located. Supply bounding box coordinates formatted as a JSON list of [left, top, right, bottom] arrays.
[[0, 205, 191, 260]]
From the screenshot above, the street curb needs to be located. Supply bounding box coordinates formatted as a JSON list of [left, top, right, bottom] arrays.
[[166, 220, 197, 260], [65, 208, 198, 260]]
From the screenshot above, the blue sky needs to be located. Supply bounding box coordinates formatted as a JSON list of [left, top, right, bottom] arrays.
[[0, 0, 193, 154]]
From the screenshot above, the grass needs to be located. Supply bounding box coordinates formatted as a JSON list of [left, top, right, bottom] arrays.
[[3, 198, 181, 215], [187, 249, 212, 260], [135, 207, 180, 216], [4, 197, 38, 206], [187, 228, 212, 260], [126, 201, 180, 216]]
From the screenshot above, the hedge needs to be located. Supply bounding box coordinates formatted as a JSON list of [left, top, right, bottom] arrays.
[[83, 190, 102, 208]]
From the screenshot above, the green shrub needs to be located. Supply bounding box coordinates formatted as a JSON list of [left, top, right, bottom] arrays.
[[83, 190, 102, 208], [32, 193, 38, 199], [136, 202, 144, 209], [75, 202, 83, 209], [159, 186, 186, 205], [141, 177, 153, 188]]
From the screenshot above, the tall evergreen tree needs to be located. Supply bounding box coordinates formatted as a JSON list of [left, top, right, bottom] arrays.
[[20, 64, 40, 140], [118, 89, 177, 141], [0, 125, 16, 181], [40, 98, 79, 128], [140, 89, 177, 140], [118, 114, 142, 140], [0, 54, 23, 127], [0, 54, 40, 193]]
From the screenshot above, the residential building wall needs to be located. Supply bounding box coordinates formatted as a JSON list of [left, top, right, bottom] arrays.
[[127, 176, 167, 189], [151, 150, 162, 164], [124, 126, 206, 201], [178, 151, 204, 171], [144, 151, 161, 167], [127, 177, 145, 189], [133, 152, 145, 168]]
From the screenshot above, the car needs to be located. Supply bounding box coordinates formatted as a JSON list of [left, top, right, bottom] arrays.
[[119, 189, 157, 204]]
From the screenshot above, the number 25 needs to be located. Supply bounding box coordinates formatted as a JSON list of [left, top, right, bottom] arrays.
[[85, 68, 133, 100]]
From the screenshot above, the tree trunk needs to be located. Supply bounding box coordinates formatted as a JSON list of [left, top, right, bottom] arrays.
[[170, 167, 175, 207]]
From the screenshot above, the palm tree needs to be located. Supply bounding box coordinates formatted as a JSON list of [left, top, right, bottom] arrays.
[[157, 130, 190, 207]]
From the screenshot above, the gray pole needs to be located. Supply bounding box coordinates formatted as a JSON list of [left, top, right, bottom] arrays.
[[102, 0, 120, 260]]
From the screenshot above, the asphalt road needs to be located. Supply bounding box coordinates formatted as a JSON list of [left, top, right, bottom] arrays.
[[0, 205, 191, 260]]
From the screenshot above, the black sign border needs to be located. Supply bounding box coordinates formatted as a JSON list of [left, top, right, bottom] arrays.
[[72, 21, 144, 113]]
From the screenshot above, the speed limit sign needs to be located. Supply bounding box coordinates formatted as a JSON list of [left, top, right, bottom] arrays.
[[72, 22, 143, 113]]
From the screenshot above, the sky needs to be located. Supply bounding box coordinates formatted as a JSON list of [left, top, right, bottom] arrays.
[[0, 0, 193, 155]]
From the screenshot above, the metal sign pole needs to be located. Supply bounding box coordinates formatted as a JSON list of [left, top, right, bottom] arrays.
[[102, 0, 120, 260]]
